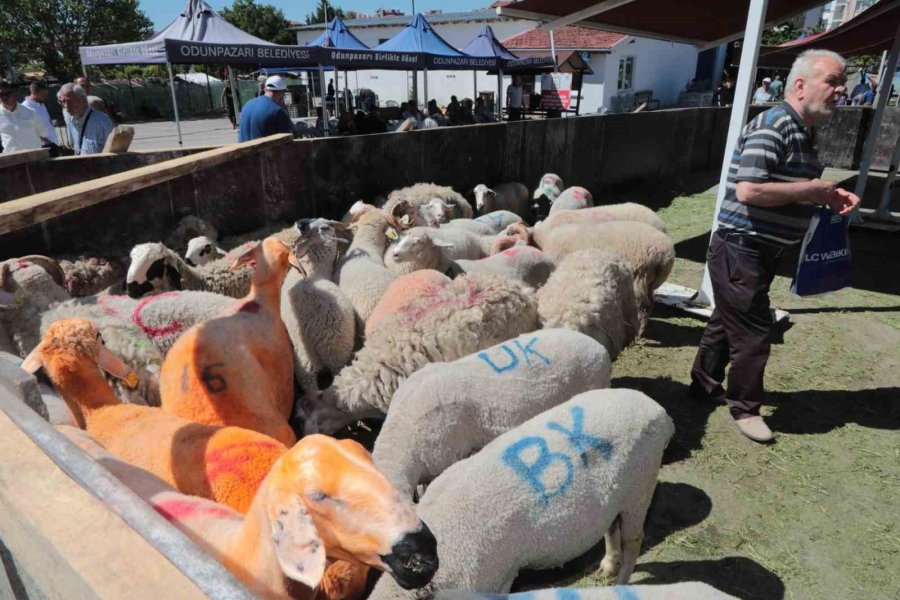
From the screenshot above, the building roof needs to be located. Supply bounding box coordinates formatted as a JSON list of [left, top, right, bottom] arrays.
[[502, 25, 626, 50], [290, 9, 511, 31]]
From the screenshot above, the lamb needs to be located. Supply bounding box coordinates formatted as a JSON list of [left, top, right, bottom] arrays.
[[366, 270, 452, 338], [283, 219, 356, 395], [160, 237, 301, 447], [165, 214, 219, 251], [58, 254, 126, 297], [535, 222, 675, 331], [0, 256, 71, 356], [335, 209, 400, 325], [470, 182, 531, 221], [368, 389, 675, 599], [536, 250, 640, 360], [185, 235, 227, 266], [433, 583, 739, 600], [372, 329, 612, 499], [549, 186, 594, 214], [298, 273, 540, 435], [535, 203, 667, 234], [385, 183, 473, 220], [532, 173, 563, 221], [60, 426, 440, 600]]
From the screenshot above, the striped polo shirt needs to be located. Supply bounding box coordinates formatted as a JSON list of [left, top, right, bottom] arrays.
[[718, 102, 823, 246]]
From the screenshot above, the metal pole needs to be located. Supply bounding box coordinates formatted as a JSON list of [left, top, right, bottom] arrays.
[[306, 71, 313, 117], [497, 66, 503, 119], [318, 64, 329, 136], [166, 61, 184, 147], [873, 50, 889, 107], [228, 65, 241, 125], [127, 74, 136, 118], [205, 71, 213, 112], [423, 66, 428, 113], [334, 68, 340, 118], [412, 70, 418, 104], [550, 29, 558, 70], [876, 135, 900, 218], [695, 0, 769, 307], [474, 70, 478, 104], [853, 22, 900, 219]]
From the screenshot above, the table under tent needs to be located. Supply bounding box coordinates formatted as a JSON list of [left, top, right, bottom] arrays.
[[78, 0, 277, 146]]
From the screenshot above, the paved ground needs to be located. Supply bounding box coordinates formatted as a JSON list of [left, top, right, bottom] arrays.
[[126, 117, 239, 151]]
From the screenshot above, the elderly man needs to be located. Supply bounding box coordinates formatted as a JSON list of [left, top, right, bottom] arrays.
[[690, 50, 860, 443], [0, 80, 50, 154], [58, 83, 114, 155], [22, 80, 58, 145], [238, 75, 294, 143]]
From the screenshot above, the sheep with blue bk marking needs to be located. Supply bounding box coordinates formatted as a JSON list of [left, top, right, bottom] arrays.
[[372, 329, 612, 499], [368, 389, 674, 599], [433, 582, 739, 600]]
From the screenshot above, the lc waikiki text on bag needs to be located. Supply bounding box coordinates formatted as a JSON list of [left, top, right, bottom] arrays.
[[791, 206, 851, 297]]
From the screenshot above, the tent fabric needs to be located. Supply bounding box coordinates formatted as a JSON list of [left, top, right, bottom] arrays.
[[80, 0, 273, 65], [491, 51, 593, 74], [373, 13, 464, 55], [496, 0, 828, 47], [305, 17, 370, 49], [757, 0, 900, 68], [461, 25, 520, 59]]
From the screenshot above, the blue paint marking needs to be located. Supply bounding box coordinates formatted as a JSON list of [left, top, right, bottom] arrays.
[[513, 337, 551, 367], [546, 406, 614, 466], [555, 590, 582, 600], [491, 213, 504, 229], [478, 344, 519, 373], [612, 586, 641, 600], [502, 436, 574, 505]]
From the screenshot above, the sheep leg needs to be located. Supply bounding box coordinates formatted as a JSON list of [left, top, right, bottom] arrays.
[[614, 487, 654, 585], [598, 514, 622, 578]]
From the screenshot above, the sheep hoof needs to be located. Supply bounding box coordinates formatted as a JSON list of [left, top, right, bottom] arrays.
[[598, 556, 620, 578]]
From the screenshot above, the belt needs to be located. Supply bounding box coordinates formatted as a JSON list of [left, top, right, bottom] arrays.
[[715, 229, 785, 256]]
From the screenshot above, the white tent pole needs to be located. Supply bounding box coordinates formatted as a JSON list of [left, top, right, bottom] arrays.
[[695, 0, 769, 307], [227, 66, 240, 126], [550, 29, 558, 70], [423, 66, 429, 112], [876, 135, 900, 217], [873, 50, 889, 107], [335, 68, 341, 118], [166, 61, 184, 147], [853, 22, 900, 218], [319, 64, 329, 136], [498, 66, 503, 119]]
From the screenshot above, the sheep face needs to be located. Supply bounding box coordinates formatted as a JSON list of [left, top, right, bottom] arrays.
[[423, 198, 450, 225], [293, 219, 349, 267], [126, 243, 182, 298], [269, 435, 438, 589], [184, 236, 220, 267], [472, 184, 496, 213], [390, 232, 428, 263]]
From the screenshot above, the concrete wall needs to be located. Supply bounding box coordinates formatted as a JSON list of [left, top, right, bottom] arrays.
[[604, 36, 699, 112], [0, 108, 731, 258]]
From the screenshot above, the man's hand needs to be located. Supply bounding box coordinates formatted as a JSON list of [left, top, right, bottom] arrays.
[[825, 186, 861, 216]]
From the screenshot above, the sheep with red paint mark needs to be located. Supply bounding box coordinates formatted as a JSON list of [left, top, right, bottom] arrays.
[[534, 203, 668, 238], [452, 244, 557, 290], [549, 185, 595, 215], [366, 270, 453, 339], [369, 389, 674, 599], [298, 272, 540, 435]]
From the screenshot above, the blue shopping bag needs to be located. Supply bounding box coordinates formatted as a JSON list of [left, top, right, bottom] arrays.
[[791, 206, 852, 297]]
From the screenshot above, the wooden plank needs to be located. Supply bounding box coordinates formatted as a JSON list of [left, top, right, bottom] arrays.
[[102, 125, 135, 154], [0, 148, 48, 170], [0, 133, 292, 236]]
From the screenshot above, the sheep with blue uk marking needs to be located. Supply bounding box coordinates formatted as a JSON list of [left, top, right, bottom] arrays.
[[433, 582, 739, 600], [297, 273, 540, 435], [549, 186, 594, 215], [372, 328, 612, 499], [368, 389, 674, 599], [536, 250, 640, 361]]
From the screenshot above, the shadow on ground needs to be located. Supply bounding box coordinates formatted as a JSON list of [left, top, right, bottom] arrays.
[[512, 482, 712, 592], [765, 387, 900, 434], [634, 556, 785, 600], [603, 171, 721, 213]]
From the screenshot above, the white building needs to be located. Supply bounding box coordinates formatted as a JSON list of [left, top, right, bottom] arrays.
[[289, 9, 698, 114], [822, 0, 879, 30]]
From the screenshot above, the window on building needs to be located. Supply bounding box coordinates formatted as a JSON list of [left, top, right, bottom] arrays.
[[617, 56, 635, 91]]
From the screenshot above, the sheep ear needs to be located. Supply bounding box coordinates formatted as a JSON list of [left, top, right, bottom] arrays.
[[96, 346, 139, 389], [267, 486, 327, 589], [399, 214, 412, 227], [229, 243, 260, 271], [287, 253, 308, 278], [21, 343, 45, 374]]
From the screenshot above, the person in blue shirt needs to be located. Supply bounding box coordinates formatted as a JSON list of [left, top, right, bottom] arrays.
[[238, 76, 294, 143]]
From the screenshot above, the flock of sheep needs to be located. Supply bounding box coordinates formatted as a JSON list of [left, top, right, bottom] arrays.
[[0, 174, 740, 600]]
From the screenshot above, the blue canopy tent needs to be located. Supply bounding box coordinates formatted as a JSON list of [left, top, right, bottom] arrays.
[[79, 0, 276, 146], [305, 17, 370, 122], [460, 25, 520, 118]]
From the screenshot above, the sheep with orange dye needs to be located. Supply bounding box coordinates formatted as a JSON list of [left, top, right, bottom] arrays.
[[366, 270, 452, 338], [159, 237, 301, 447]]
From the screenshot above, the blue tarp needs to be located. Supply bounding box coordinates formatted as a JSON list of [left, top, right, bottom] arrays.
[[460, 26, 519, 60], [305, 17, 369, 50], [373, 13, 463, 56]]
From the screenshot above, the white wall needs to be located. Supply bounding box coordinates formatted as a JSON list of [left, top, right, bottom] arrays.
[[603, 36, 698, 111]]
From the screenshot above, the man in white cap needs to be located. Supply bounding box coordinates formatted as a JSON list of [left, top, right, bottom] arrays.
[[238, 75, 294, 142], [753, 77, 774, 104]]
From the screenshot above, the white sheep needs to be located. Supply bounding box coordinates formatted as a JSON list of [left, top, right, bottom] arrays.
[[535, 222, 675, 332], [471, 182, 531, 222], [0, 256, 70, 355], [165, 214, 219, 251], [369, 389, 675, 598], [125, 242, 255, 299], [537, 250, 640, 360], [385, 183, 473, 220], [342, 200, 377, 224], [434, 583, 739, 600], [283, 218, 356, 395], [535, 203, 667, 235], [445, 211, 524, 235], [335, 209, 400, 326], [453, 245, 556, 291], [57, 254, 127, 297], [549, 186, 594, 214], [442, 218, 495, 236], [298, 273, 540, 435], [372, 328, 612, 499], [184, 235, 227, 266]]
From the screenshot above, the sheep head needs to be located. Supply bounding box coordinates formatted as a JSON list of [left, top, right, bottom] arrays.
[[472, 184, 496, 213], [293, 218, 350, 271], [126, 243, 183, 299], [390, 230, 453, 264], [422, 198, 451, 226], [267, 434, 438, 590], [534, 173, 564, 198], [229, 237, 304, 284], [184, 236, 223, 267]]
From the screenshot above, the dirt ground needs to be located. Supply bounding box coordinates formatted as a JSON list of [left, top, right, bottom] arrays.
[[512, 179, 900, 600]]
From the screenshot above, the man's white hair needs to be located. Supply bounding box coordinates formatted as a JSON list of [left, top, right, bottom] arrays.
[[786, 49, 846, 94], [57, 83, 87, 98]]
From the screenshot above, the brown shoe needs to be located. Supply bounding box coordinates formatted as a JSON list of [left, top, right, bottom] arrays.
[[734, 415, 774, 443]]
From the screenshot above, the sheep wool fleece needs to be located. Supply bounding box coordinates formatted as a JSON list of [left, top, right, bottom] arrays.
[[369, 389, 674, 599], [373, 328, 612, 498], [434, 582, 739, 600]]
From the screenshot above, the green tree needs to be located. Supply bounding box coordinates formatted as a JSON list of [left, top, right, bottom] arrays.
[[0, 0, 153, 82], [305, 0, 345, 25], [220, 0, 294, 45], [761, 22, 803, 46]]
